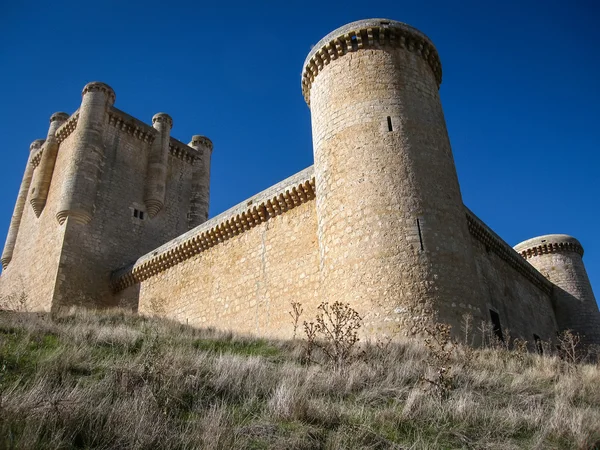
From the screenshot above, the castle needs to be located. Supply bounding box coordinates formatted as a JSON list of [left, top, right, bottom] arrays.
[[1, 19, 599, 346]]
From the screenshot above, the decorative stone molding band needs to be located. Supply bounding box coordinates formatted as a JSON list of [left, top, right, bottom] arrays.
[[301, 19, 442, 105], [56, 112, 80, 144], [169, 140, 197, 164], [108, 110, 155, 143], [465, 208, 553, 295], [514, 235, 584, 259], [108, 109, 198, 164], [111, 170, 316, 292], [30, 148, 43, 168]]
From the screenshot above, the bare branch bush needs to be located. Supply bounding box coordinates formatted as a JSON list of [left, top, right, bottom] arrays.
[[302, 301, 362, 369], [556, 329, 582, 369], [288, 302, 303, 340]]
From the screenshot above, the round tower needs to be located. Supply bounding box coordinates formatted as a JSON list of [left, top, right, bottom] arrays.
[[514, 235, 600, 345], [1, 139, 45, 269], [188, 135, 213, 228], [57, 82, 115, 225], [30, 112, 69, 216], [302, 19, 484, 333], [144, 112, 173, 218]]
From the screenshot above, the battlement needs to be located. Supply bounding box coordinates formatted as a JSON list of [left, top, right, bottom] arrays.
[[514, 234, 584, 259], [33, 107, 200, 166], [302, 18, 442, 105]]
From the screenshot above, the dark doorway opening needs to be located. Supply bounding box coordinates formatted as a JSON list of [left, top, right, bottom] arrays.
[[489, 310, 504, 342]]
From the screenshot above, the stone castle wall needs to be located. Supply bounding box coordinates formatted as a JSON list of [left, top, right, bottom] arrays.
[[113, 166, 560, 342], [514, 236, 600, 346], [467, 212, 557, 342]]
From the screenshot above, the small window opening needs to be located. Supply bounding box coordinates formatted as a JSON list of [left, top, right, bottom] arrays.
[[416, 218, 424, 251], [133, 208, 145, 220], [533, 334, 543, 354], [351, 34, 357, 42], [489, 310, 504, 342], [387, 116, 393, 132]]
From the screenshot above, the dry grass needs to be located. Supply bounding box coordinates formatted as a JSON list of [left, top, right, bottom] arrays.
[[0, 308, 599, 449]]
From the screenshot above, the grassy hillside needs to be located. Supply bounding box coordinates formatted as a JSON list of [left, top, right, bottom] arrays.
[[0, 308, 599, 449]]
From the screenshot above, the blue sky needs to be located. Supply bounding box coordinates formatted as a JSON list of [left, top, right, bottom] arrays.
[[1, 1, 598, 304]]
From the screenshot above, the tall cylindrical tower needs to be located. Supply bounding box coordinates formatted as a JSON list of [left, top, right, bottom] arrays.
[[30, 112, 69, 216], [302, 19, 484, 333], [144, 113, 172, 218], [187, 135, 213, 229], [1, 139, 45, 269], [514, 235, 600, 345], [57, 82, 115, 225]]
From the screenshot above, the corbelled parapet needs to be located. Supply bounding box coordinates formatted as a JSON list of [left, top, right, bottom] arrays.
[[301, 19, 442, 105], [514, 234, 584, 259], [144, 113, 173, 218], [515, 234, 600, 345], [188, 135, 213, 229], [305, 18, 484, 334], [1, 139, 45, 269], [56, 82, 115, 225], [29, 112, 69, 216]]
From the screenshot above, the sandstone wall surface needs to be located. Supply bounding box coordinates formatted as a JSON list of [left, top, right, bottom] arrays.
[[306, 21, 486, 337], [0, 131, 77, 311], [136, 194, 319, 339], [116, 163, 562, 343], [54, 110, 195, 309], [469, 236, 557, 343]]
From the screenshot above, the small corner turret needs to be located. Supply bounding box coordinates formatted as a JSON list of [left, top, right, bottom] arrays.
[[515, 234, 600, 345], [188, 135, 213, 228]]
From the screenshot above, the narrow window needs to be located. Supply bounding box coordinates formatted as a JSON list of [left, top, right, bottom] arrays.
[[133, 209, 139, 218], [489, 310, 504, 342], [416, 218, 424, 251], [533, 334, 543, 354], [387, 116, 393, 132], [139, 211, 145, 220]]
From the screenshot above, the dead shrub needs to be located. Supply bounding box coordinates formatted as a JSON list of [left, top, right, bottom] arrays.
[[302, 301, 362, 369]]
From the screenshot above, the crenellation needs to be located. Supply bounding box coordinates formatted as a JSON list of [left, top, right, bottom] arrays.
[[1, 18, 598, 348]]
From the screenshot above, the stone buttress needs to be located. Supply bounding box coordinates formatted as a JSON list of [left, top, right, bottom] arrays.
[[302, 19, 486, 334], [515, 235, 600, 346]]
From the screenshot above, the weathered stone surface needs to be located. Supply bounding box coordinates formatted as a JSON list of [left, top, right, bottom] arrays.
[[1, 19, 598, 346]]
